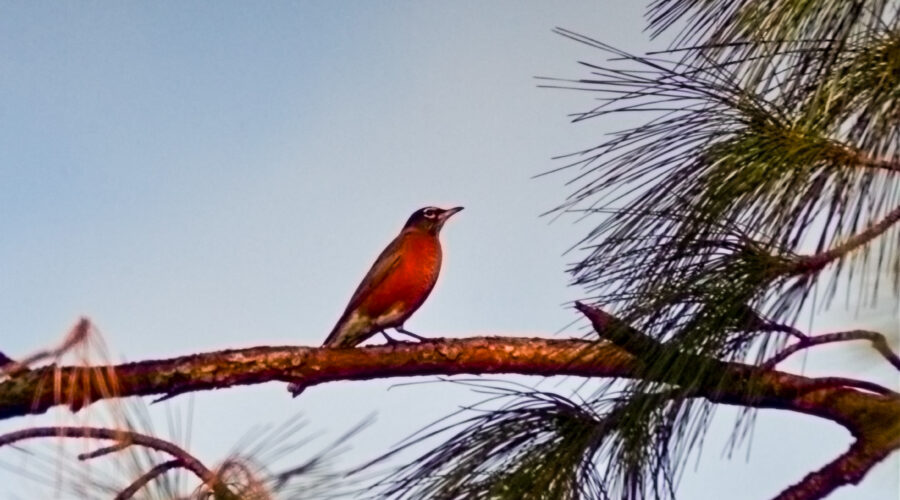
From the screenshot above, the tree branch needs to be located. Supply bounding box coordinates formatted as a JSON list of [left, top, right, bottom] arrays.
[[794, 203, 900, 274], [0, 336, 894, 435], [0, 338, 633, 421], [1, 317, 91, 377], [772, 439, 897, 500], [824, 139, 900, 174], [764, 330, 900, 371], [0, 427, 218, 487], [78, 440, 132, 460], [799, 376, 896, 397], [114, 459, 183, 500], [753, 317, 807, 341], [856, 155, 900, 173]]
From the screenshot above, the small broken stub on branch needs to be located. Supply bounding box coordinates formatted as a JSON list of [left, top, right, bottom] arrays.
[[0, 352, 14, 369], [1, 317, 94, 377]]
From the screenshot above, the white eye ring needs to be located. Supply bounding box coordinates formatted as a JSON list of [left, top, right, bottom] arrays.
[[423, 208, 437, 219]]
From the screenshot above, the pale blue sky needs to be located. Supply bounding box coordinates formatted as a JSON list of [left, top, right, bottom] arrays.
[[0, 2, 896, 499]]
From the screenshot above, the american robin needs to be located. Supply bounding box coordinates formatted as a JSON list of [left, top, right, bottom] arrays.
[[288, 206, 462, 396], [322, 205, 463, 348]]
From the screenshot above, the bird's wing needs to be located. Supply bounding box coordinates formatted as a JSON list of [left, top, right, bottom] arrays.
[[323, 235, 404, 346], [344, 236, 404, 314]]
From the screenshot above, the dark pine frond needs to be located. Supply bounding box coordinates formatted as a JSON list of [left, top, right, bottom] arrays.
[[548, 27, 900, 339], [366, 383, 718, 500], [527, 5, 900, 498], [646, 0, 893, 92], [369, 386, 607, 500]]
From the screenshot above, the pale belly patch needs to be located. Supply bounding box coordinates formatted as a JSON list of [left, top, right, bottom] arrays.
[[373, 303, 411, 328]]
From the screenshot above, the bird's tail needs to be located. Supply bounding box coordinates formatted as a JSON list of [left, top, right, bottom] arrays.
[[322, 310, 367, 348], [290, 309, 374, 398], [321, 322, 346, 347]]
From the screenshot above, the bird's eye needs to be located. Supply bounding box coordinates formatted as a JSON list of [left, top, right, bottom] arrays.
[[423, 208, 437, 219]]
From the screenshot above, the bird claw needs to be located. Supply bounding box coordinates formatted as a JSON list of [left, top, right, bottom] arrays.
[[381, 331, 401, 345], [395, 327, 428, 342]]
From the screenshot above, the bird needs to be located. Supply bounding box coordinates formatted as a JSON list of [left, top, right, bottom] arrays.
[[322, 205, 463, 348], [288, 206, 462, 397]]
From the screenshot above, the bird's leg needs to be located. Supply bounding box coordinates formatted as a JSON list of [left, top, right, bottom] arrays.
[[380, 330, 400, 345], [395, 326, 428, 342]]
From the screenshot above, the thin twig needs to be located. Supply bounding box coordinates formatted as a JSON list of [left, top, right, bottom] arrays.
[[78, 440, 132, 460], [114, 459, 183, 500], [0, 427, 219, 490], [855, 154, 900, 173], [795, 204, 900, 274], [758, 320, 808, 341], [800, 377, 896, 397], [1, 317, 91, 376], [824, 139, 900, 173], [763, 330, 900, 371]]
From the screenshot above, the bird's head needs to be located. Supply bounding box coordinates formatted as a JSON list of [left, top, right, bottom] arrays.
[[404, 206, 464, 234]]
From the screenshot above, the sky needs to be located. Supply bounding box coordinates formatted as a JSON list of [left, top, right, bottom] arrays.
[[0, 2, 897, 499]]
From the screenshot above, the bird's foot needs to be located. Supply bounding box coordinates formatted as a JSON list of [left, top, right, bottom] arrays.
[[395, 327, 429, 342], [381, 330, 401, 345]]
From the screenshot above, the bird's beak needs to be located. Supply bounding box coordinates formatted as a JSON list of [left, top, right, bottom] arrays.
[[439, 206, 464, 221]]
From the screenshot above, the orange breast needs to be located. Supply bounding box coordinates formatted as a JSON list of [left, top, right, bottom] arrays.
[[357, 231, 442, 322]]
